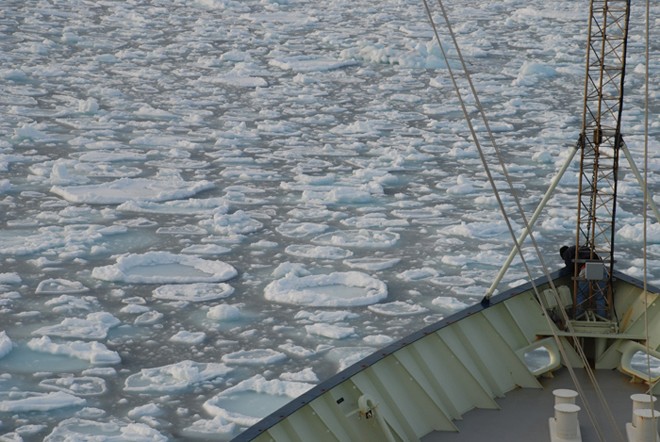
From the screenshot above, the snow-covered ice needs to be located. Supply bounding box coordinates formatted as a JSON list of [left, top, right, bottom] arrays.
[[0, 0, 657, 439]]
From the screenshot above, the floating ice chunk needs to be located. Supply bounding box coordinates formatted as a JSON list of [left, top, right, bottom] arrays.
[[210, 74, 268, 88], [279, 367, 319, 383], [305, 323, 355, 340], [367, 301, 429, 316], [512, 61, 557, 86], [200, 210, 263, 236], [78, 97, 99, 113], [128, 403, 164, 420], [45, 418, 167, 441], [181, 416, 237, 440], [284, 244, 353, 260], [39, 376, 107, 396], [0, 273, 23, 285], [27, 336, 121, 365], [51, 177, 214, 204], [203, 375, 314, 427], [48, 159, 90, 185], [340, 213, 409, 228], [0, 391, 85, 412], [440, 254, 469, 267], [39, 277, 92, 295], [302, 186, 375, 205], [442, 220, 519, 240], [0, 331, 13, 359], [2, 69, 29, 82], [432, 296, 469, 313], [343, 257, 401, 271], [294, 310, 359, 323], [269, 55, 358, 73], [221, 349, 287, 366], [207, 304, 242, 321], [32, 312, 120, 340], [277, 343, 317, 358], [153, 283, 234, 302], [363, 334, 395, 346], [311, 229, 399, 248], [326, 347, 375, 371], [45, 295, 99, 314], [0, 224, 121, 255], [181, 244, 232, 255], [429, 276, 476, 287], [271, 262, 310, 278], [134, 311, 164, 325], [265, 271, 387, 307], [170, 331, 206, 344], [117, 197, 229, 215], [13, 123, 51, 141], [121, 304, 150, 314], [135, 104, 175, 119], [618, 223, 660, 244], [124, 360, 232, 393], [92, 252, 237, 284], [156, 224, 207, 235], [275, 221, 328, 238], [446, 174, 477, 195], [82, 367, 117, 377], [397, 267, 439, 281]]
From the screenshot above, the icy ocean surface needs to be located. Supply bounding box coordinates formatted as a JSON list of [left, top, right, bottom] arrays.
[[0, 0, 659, 439]]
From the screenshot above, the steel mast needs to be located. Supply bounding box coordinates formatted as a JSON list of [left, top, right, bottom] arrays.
[[574, 0, 631, 319]]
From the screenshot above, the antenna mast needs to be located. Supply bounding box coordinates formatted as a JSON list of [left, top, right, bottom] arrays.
[[574, 0, 631, 318]]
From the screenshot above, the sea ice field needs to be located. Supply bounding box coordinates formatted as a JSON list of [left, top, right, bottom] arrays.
[[0, 0, 659, 440]]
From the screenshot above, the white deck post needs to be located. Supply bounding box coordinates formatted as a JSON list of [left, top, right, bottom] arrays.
[[553, 389, 579, 405], [631, 393, 657, 423], [628, 408, 660, 442], [550, 403, 582, 442]]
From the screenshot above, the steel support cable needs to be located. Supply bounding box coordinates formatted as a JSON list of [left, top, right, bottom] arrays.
[[421, 1, 616, 440], [642, 0, 657, 404]]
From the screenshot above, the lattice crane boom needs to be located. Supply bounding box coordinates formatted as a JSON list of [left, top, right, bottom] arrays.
[[574, 0, 631, 318]]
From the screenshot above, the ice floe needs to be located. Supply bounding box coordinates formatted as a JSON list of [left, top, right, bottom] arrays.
[[39, 376, 107, 396], [35, 278, 89, 295], [32, 312, 120, 340], [45, 418, 167, 441], [207, 304, 242, 321], [0, 331, 13, 359], [124, 360, 233, 393], [203, 375, 314, 427], [152, 282, 235, 302], [264, 271, 388, 307], [27, 336, 121, 365], [367, 301, 429, 316], [51, 176, 214, 204], [221, 349, 287, 366], [311, 229, 399, 248], [0, 391, 85, 412], [92, 252, 237, 284]]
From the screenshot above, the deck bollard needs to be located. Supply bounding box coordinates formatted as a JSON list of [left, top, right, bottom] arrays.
[[554, 403, 581, 440], [553, 389, 578, 405], [631, 394, 657, 425], [631, 408, 660, 442]]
